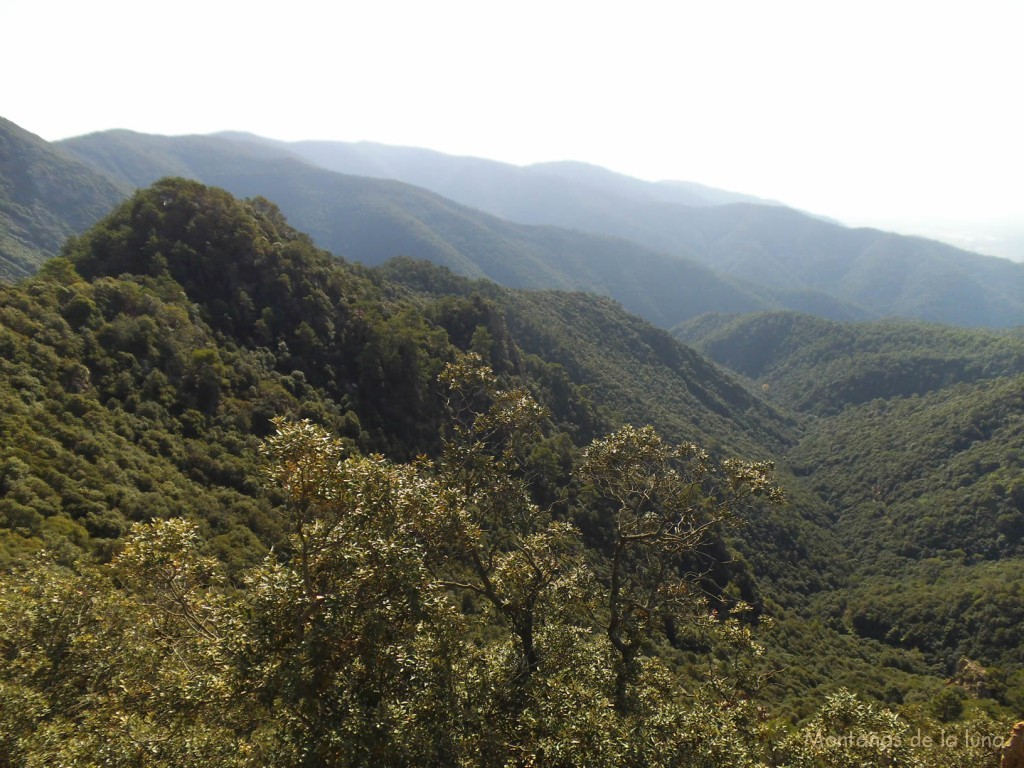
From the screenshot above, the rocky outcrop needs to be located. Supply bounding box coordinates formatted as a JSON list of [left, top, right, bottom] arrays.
[[955, 656, 994, 699]]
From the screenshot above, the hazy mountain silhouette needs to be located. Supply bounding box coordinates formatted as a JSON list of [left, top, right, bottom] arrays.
[[58, 130, 791, 327], [38, 123, 1024, 328], [221, 133, 1024, 328]]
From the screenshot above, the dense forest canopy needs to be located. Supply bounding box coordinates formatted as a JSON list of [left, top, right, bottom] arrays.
[[1, 178, 1022, 765]]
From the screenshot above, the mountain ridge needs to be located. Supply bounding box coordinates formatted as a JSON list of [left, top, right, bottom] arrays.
[[4, 115, 1022, 331], [57, 129, 787, 327], [234, 132, 1024, 328], [64, 125, 1024, 328]]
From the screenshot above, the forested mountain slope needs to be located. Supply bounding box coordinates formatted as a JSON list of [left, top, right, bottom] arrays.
[[381, 258, 795, 455], [677, 311, 1024, 414], [794, 377, 1024, 671], [678, 310, 1024, 674], [58, 129, 778, 328], [2, 177, 827, 590], [0, 178, 1017, 765], [226, 133, 1024, 328], [0, 118, 128, 281], [377, 260, 844, 602]]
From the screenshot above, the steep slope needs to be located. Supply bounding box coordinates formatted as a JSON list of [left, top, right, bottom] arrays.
[[239, 134, 1024, 328], [379, 259, 844, 602], [792, 377, 1024, 669], [380, 259, 795, 456], [59, 129, 776, 327], [677, 312, 1024, 414], [677, 309, 1024, 670], [34, 179, 820, 556], [0, 118, 129, 281], [5, 178, 1011, 735], [2, 178, 849, 602]]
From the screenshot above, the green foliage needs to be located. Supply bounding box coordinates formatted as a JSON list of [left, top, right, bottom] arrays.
[[62, 178, 465, 458], [0, 117, 129, 280], [775, 689, 1003, 767], [577, 423, 782, 712], [0, 259, 338, 566], [1, 402, 1006, 766], [0, 375, 789, 766], [679, 311, 1024, 415], [779, 376, 1024, 667], [386, 266, 841, 603], [2, 174, 1022, 764], [679, 310, 1024, 673]]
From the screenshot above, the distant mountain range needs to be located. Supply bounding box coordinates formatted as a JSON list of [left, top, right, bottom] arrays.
[[4, 115, 1024, 328], [220, 132, 784, 212], [215, 132, 1024, 328], [54, 130, 775, 328]]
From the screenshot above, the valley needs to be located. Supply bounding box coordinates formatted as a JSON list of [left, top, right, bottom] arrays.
[[1, 116, 1022, 765]]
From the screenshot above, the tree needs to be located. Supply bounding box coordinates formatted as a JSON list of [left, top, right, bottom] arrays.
[[432, 354, 594, 721], [577, 423, 783, 714], [0, 359, 791, 767], [244, 418, 466, 765], [0, 530, 241, 767]]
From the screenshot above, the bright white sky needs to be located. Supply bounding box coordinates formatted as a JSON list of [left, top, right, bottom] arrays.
[[3, 0, 1021, 249]]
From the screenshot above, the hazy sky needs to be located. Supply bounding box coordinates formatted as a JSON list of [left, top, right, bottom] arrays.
[[3, 0, 1021, 249]]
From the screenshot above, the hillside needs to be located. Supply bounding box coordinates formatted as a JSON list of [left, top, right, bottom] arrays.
[[2, 177, 826, 584], [70, 179, 849, 598], [1, 178, 1017, 765], [677, 310, 1024, 673], [793, 376, 1024, 672], [229, 133, 1024, 328], [0, 118, 128, 281], [677, 311, 1024, 414], [676, 205, 1024, 327], [58, 129, 779, 328]]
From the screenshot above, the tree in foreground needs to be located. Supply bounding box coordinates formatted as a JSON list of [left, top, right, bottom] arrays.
[[8, 357, 996, 766]]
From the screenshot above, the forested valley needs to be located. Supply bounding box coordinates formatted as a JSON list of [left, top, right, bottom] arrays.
[[4, 170, 1024, 765]]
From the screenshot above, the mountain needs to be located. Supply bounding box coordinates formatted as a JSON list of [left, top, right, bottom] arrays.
[[235, 134, 777, 214], [0, 118, 129, 281], [668, 205, 1024, 328], [530, 161, 782, 208], [226, 133, 1024, 329], [677, 309, 1024, 670], [793, 374, 1024, 670], [0, 115, 998, 329], [59, 125, 1024, 328], [58, 129, 784, 328], [3, 178, 1021, 764], [0, 176, 846, 627], [676, 311, 1024, 414], [46, 177, 824, 576]]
